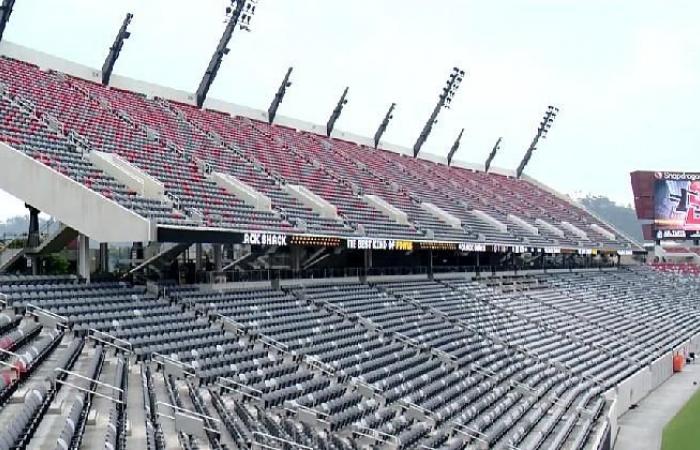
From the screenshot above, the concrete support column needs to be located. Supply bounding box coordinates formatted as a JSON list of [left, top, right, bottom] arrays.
[[428, 249, 434, 280], [26, 205, 40, 249], [363, 249, 372, 271], [195, 243, 203, 272], [27, 255, 38, 275], [99, 243, 109, 272], [213, 244, 223, 272], [77, 234, 90, 283], [131, 242, 143, 267], [290, 246, 302, 272]]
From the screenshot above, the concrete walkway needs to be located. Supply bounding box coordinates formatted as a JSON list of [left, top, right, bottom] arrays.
[[615, 362, 700, 450]]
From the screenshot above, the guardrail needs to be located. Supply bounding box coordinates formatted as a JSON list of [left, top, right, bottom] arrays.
[[200, 262, 621, 284], [251, 432, 313, 450], [54, 367, 124, 404], [156, 401, 220, 440], [25, 303, 68, 329], [87, 329, 133, 354]]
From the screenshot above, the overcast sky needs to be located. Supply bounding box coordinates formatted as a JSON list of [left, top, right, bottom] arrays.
[[0, 0, 698, 220]]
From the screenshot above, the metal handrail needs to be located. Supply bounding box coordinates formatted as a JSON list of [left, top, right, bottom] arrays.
[[54, 373, 124, 405], [352, 425, 399, 445], [218, 376, 263, 394], [152, 353, 195, 372], [25, 303, 68, 323], [54, 367, 124, 394], [87, 328, 133, 353], [252, 432, 313, 450], [217, 382, 262, 402], [156, 401, 220, 424]]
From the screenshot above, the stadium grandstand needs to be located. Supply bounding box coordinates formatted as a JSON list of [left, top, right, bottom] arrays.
[[0, 1, 696, 450]]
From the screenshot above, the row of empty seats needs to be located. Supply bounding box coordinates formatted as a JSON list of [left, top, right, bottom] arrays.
[[1, 268, 697, 449], [0, 55, 636, 248]]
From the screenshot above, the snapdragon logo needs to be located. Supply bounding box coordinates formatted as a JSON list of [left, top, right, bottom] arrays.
[[661, 172, 700, 181]]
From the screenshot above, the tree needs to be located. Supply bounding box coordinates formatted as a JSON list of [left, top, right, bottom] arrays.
[[579, 195, 644, 243], [44, 253, 70, 275]]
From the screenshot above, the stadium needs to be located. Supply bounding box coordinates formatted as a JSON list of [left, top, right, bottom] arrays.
[[0, 1, 697, 449]]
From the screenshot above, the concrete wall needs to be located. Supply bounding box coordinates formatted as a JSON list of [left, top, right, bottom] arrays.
[[536, 218, 565, 237], [211, 172, 272, 211], [561, 221, 589, 239], [363, 194, 409, 225], [604, 392, 619, 446], [615, 367, 652, 415], [508, 213, 538, 235], [472, 209, 508, 233], [0, 143, 153, 242], [283, 184, 338, 219], [89, 151, 165, 200], [649, 352, 674, 390], [421, 202, 461, 229]]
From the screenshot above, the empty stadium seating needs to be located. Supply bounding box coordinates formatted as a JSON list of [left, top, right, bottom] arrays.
[[0, 268, 696, 449], [651, 262, 700, 275], [0, 55, 636, 249]]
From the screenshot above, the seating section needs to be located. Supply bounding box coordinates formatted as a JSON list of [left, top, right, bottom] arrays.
[[0, 54, 637, 248], [651, 262, 700, 275], [0, 57, 289, 231], [0, 82, 186, 225], [173, 106, 419, 239], [0, 269, 698, 448], [139, 99, 355, 236]]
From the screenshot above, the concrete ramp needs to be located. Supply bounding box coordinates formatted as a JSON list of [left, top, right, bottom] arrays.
[[27, 224, 78, 255], [0, 143, 154, 243]]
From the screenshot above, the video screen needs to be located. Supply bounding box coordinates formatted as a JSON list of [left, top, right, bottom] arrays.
[[655, 173, 700, 232]]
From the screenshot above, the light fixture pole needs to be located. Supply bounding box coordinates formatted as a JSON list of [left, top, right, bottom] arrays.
[[413, 67, 465, 158], [196, 0, 260, 107], [516, 106, 559, 178]]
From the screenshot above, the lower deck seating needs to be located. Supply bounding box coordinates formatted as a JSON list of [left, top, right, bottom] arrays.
[[0, 268, 698, 449]]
